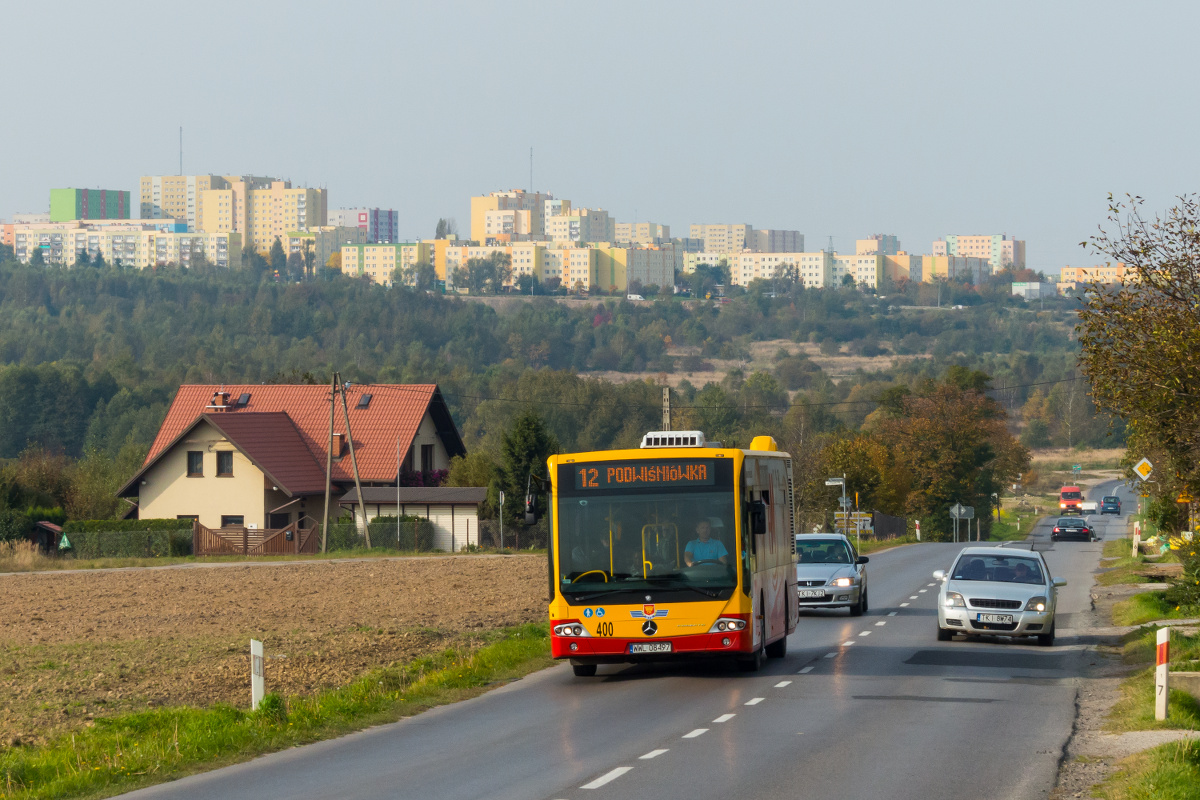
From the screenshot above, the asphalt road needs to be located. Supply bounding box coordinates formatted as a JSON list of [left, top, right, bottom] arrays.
[[122, 481, 1133, 800]]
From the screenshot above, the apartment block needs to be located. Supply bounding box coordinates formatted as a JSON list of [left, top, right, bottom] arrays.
[[546, 207, 615, 244], [921, 255, 991, 285], [1012, 282, 1057, 300], [833, 253, 884, 290], [1060, 264, 1128, 284], [49, 188, 130, 222], [470, 190, 553, 243], [932, 234, 1025, 271], [140, 175, 276, 232], [328, 208, 399, 243], [856, 234, 901, 255], [198, 180, 327, 254], [683, 252, 736, 274], [287, 227, 365, 271], [614, 222, 671, 245], [750, 229, 804, 253], [689, 223, 754, 253], [341, 242, 431, 285], [729, 251, 833, 289], [12, 221, 240, 269], [883, 253, 923, 283]]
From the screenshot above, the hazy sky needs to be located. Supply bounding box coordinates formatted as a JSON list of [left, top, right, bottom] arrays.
[[4, 1, 1199, 269]]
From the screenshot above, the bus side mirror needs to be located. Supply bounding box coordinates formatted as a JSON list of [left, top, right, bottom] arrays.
[[524, 492, 539, 525], [749, 501, 767, 536]]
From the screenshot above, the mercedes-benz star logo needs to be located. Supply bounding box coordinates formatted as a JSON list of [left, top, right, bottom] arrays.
[[642, 620, 658, 636]]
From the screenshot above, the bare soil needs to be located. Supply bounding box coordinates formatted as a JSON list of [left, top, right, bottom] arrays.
[[0, 555, 546, 746]]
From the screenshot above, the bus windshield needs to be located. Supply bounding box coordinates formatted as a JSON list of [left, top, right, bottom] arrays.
[[557, 488, 738, 597]]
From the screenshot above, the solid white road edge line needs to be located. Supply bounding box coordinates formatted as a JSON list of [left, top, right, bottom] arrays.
[[581, 766, 633, 789], [775, 680, 792, 687], [713, 713, 735, 723], [745, 697, 765, 705], [639, 749, 668, 760], [684, 728, 709, 738], [799, 666, 815, 673]]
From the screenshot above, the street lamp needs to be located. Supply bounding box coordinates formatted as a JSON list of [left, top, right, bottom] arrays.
[[825, 475, 853, 549]]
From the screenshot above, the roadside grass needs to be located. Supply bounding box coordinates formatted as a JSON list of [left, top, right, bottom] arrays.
[[1029, 447, 1125, 471], [989, 509, 1030, 542], [1096, 740, 1200, 800], [0, 546, 540, 574], [1105, 627, 1200, 733], [1098, 538, 1161, 586], [0, 623, 553, 799], [856, 535, 919, 555], [1112, 592, 1190, 627]]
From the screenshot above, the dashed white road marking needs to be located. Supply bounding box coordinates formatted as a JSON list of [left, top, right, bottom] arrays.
[[875, 620, 887, 626], [843, 640, 856, 646], [581, 767, 633, 789], [775, 680, 792, 688], [888, 611, 898, 616], [927, 583, 936, 587], [713, 713, 736, 723], [918, 589, 927, 593], [745, 697, 765, 705], [639, 749, 668, 760], [900, 602, 910, 607], [859, 630, 872, 637], [909, 595, 918, 599], [823, 652, 837, 659], [683, 728, 709, 738], [799, 666, 815, 673]]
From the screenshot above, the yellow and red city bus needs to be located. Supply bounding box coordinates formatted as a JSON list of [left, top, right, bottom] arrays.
[[542, 431, 798, 676]]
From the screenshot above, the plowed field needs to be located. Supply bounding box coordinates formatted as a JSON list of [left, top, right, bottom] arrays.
[[0, 555, 545, 746]]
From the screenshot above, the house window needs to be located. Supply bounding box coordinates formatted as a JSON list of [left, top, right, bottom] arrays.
[[421, 444, 435, 473], [220, 515, 244, 527], [217, 451, 234, 476], [268, 513, 290, 528], [187, 451, 203, 476]]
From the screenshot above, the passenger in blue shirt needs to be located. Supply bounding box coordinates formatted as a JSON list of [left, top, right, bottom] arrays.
[[684, 520, 729, 566]]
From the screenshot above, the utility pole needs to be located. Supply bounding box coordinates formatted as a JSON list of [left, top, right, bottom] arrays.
[[337, 374, 370, 548], [662, 387, 671, 431], [321, 373, 337, 553]]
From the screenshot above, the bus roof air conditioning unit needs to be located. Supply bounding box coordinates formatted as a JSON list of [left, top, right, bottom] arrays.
[[640, 431, 706, 449]]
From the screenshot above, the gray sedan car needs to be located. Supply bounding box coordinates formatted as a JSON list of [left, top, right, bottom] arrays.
[[795, 533, 869, 615], [934, 546, 1066, 646]]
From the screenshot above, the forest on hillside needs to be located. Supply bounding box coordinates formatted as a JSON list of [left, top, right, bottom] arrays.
[[0, 252, 1121, 529]]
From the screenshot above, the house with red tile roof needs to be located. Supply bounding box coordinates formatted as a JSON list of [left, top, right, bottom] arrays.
[[117, 384, 466, 532]]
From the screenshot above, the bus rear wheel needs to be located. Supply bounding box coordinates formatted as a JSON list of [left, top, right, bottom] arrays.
[[571, 663, 598, 677]]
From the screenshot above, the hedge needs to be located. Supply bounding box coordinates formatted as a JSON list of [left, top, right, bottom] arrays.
[[324, 516, 436, 552], [63, 519, 191, 533], [67, 529, 193, 558]]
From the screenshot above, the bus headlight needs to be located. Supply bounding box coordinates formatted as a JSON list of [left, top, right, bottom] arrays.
[[553, 622, 591, 637], [709, 617, 747, 633]]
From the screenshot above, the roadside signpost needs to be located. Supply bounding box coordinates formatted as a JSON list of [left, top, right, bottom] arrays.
[[251, 639, 265, 711], [499, 490, 505, 550], [1156, 627, 1170, 721], [1133, 458, 1154, 482], [950, 503, 975, 543]]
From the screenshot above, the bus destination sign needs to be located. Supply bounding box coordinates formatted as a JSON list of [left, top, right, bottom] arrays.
[[574, 460, 715, 490]]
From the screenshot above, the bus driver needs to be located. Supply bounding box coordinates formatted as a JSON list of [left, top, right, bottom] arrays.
[[684, 520, 729, 566]]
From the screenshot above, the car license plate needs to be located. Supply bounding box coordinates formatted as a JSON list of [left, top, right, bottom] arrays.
[[977, 613, 1014, 624], [629, 642, 672, 654], [798, 589, 825, 598]]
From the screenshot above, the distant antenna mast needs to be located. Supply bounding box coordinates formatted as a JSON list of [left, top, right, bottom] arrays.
[[179, 126, 183, 176], [529, 146, 533, 193], [826, 235, 834, 254]]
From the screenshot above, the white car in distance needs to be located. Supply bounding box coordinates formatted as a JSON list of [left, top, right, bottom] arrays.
[[934, 546, 1066, 647]]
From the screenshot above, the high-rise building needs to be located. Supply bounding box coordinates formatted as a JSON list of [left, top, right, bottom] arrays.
[[922, 255, 991, 285], [328, 208, 399, 243], [750, 229, 804, 253], [341, 242, 431, 285], [470, 189, 553, 243], [932, 234, 1025, 271], [856, 235, 901, 256], [689, 223, 754, 253], [196, 180, 327, 254], [615, 222, 671, 245], [287, 227, 366, 271], [49, 189, 130, 222], [140, 175, 276, 232], [546, 207, 615, 244], [729, 251, 833, 288]]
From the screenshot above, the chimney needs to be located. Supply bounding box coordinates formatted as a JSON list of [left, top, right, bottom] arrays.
[[206, 391, 231, 411], [332, 432, 345, 458]]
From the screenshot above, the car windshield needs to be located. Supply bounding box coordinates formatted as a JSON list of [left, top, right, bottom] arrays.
[[952, 554, 1044, 584], [1058, 517, 1086, 526], [1061, 491, 1083, 500], [557, 489, 738, 594], [797, 539, 853, 564]]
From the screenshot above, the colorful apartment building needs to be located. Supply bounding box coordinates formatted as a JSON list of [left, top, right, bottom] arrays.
[[197, 180, 327, 254], [689, 223, 754, 253], [470, 189, 553, 243], [546, 207, 615, 244], [882, 253, 923, 283], [341, 242, 431, 285], [856, 235, 901, 255], [12, 221, 239, 269], [750, 229, 804, 253], [921, 254, 991, 285], [932, 234, 1025, 271], [49, 189, 130, 222], [328, 208, 399, 243], [833, 253, 885, 289], [287, 227, 365, 271], [614, 222, 670, 245], [1060, 264, 1128, 284], [140, 175, 276, 232]]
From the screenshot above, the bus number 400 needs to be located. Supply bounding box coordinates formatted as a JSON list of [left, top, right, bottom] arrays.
[[597, 621, 613, 637]]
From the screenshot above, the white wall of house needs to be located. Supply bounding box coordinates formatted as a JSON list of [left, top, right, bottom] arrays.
[[405, 412, 452, 472], [350, 501, 479, 551]]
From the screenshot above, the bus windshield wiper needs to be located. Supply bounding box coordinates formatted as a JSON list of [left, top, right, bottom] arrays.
[[566, 588, 630, 602], [644, 578, 723, 598]]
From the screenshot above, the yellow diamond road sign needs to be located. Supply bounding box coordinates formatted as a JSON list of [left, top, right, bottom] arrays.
[[1133, 458, 1154, 481]]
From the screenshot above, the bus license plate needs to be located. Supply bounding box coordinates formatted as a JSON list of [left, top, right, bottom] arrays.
[[629, 642, 672, 654], [798, 589, 825, 598], [977, 613, 1014, 624]]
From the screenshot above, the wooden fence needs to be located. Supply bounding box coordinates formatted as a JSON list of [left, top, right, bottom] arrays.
[[193, 520, 319, 556]]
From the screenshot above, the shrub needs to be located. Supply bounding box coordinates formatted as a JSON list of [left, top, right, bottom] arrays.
[[0, 508, 33, 542], [1166, 539, 1200, 612]]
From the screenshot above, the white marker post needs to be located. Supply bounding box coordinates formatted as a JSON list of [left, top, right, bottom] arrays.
[[1155, 627, 1170, 721], [251, 639, 265, 711], [915, 520, 920, 541]]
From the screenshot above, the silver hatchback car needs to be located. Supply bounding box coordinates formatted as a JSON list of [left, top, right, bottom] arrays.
[[795, 533, 869, 616], [934, 546, 1066, 646]]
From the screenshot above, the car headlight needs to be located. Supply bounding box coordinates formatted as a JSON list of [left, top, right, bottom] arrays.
[[1025, 596, 1047, 613], [943, 591, 965, 608], [832, 577, 855, 587]]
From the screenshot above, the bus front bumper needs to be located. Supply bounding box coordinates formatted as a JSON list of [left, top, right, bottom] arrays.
[[552, 629, 753, 662]]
